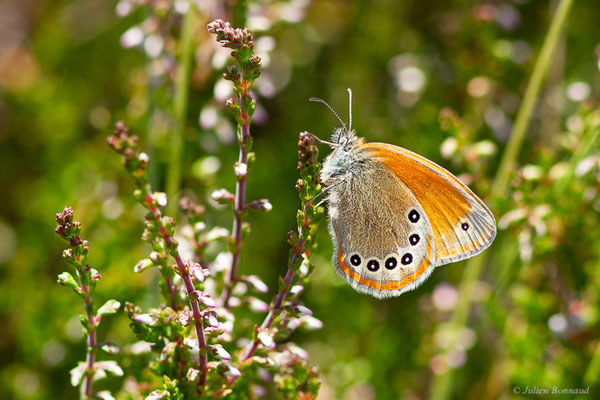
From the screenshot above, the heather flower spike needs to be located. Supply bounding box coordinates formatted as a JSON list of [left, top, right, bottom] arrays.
[[207, 19, 265, 310], [55, 207, 121, 399], [108, 122, 213, 394], [238, 131, 324, 373]]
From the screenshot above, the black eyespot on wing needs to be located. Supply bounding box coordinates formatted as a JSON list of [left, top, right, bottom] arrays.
[[461, 223, 469, 231], [401, 253, 413, 265], [408, 209, 420, 223], [367, 260, 380, 272], [385, 257, 397, 270], [409, 234, 420, 246], [350, 254, 361, 266]]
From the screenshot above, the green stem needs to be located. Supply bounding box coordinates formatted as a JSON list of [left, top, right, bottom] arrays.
[[428, 1, 574, 399], [166, 2, 196, 216], [78, 273, 97, 399], [222, 93, 251, 309], [492, 0, 574, 197]]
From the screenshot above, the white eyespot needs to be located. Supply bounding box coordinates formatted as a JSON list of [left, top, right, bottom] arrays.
[[384, 255, 398, 270], [401, 253, 413, 265], [349, 254, 362, 267], [365, 258, 380, 272]]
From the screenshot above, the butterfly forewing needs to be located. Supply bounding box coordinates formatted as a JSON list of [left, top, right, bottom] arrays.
[[364, 142, 497, 267]]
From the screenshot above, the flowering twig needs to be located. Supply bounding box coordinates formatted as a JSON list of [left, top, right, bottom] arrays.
[[107, 121, 213, 393], [55, 207, 122, 399], [241, 131, 324, 363], [207, 19, 264, 309]]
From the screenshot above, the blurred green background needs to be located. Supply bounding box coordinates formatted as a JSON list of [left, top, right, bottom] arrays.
[[1, 0, 600, 399]]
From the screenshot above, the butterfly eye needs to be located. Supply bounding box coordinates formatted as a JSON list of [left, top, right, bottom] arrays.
[[461, 223, 469, 231], [385, 257, 397, 270], [366, 260, 380, 272], [409, 234, 420, 246], [408, 209, 420, 223], [401, 253, 413, 265], [350, 254, 361, 266]]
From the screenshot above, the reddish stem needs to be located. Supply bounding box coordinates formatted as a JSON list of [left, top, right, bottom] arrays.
[[240, 203, 311, 363], [147, 197, 209, 391], [240, 254, 299, 363], [80, 280, 97, 398], [174, 251, 208, 389], [223, 89, 251, 309]]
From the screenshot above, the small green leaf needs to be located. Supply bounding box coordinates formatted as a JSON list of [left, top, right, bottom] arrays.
[[80, 314, 91, 334], [279, 276, 287, 292]]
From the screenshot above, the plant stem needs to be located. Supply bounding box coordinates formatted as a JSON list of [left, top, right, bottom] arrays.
[[223, 92, 251, 309], [174, 252, 208, 390], [81, 280, 97, 399], [240, 255, 298, 363], [240, 204, 311, 363], [428, 1, 574, 399], [148, 197, 208, 391], [492, 0, 574, 197], [166, 2, 196, 217]]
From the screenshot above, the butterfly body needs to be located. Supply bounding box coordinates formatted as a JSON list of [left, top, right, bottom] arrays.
[[321, 125, 496, 299]]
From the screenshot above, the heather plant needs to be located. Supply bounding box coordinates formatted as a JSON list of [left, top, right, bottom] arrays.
[[101, 120, 323, 398], [55, 207, 123, 399], [3, 1, 600, 399], [52, 16, 325, 399]]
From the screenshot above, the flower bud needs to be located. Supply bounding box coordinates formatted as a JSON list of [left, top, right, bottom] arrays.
[[294, 305, 313, 316], [134, 313, 158, 326], [134, 258, 153, 273], [257, 330, 275, 348], [211, 189, 235, 204], [234, 162, 247, 178], [178, 310, 191, 327], [247, 297, 269, 313], [210, 344, 232, 360], [186, 368, 199, 382], [248, 199, 273, 212], [154, 192, 168, 208]]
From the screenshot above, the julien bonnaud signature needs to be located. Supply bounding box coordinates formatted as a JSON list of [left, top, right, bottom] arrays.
[[513, 385, 590, 395]]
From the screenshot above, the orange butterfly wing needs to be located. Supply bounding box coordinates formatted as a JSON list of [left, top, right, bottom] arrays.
[[363, 142, 496, 266]]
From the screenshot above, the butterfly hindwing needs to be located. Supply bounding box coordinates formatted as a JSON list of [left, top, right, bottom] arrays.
[[328, 160, 437, 298]]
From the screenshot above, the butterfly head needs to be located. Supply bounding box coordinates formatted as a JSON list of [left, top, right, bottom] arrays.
[[310, 88, 359, 149], [330, 126, 358, 147]]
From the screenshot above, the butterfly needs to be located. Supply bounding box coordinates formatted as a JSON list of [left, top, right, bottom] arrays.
[[310, 89, 496, 298]]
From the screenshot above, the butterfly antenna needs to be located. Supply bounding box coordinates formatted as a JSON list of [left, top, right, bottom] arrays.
[[347, 88, 352, 131], [309, 97, 347, 131]]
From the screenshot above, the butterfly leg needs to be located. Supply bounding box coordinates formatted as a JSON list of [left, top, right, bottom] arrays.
[[304, 178, 346, 209], [314, 197, 328, 209], [305, 132, 340, 148]]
